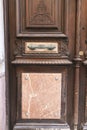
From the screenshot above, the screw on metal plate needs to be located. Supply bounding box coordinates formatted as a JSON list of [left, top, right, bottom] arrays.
[[25, 75, 29, 80], [79, 51, 84, 56], [25, 112, 29, 117], [55, 77, 59, 81]]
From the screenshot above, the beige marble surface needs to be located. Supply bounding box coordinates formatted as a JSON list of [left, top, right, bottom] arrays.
[[22, 73, 62, 119]]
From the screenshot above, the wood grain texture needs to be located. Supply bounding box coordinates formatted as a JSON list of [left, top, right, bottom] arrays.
[[26, 0, 58, 27], [73, 1, 82, 130], [16, 0, 67, 37]]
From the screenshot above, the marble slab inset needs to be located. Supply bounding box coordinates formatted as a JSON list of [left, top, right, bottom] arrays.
[[22, 73, 62, 119]]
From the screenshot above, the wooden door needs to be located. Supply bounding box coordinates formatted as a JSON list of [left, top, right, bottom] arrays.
[[5, 0, 87, 130]]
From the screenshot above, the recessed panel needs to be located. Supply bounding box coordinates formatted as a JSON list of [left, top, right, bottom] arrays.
[[16, 0, 66, 36], [26, 0, 58, 28], [22, 73, 62, 119]]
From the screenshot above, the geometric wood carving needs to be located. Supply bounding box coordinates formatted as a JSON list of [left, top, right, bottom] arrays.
[[26, 0, 58, 27], [13, 39, 70, 60], [12, 38, 72, 65], [16, 0, 66, 37]]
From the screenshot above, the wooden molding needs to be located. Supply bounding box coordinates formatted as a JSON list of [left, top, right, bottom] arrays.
[[16, 0, 68, 37], [12, 59, 72, 65], [13, 123, 70, 130]]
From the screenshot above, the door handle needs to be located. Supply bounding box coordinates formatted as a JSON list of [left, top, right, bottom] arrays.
[[28, 44, 56, 50]]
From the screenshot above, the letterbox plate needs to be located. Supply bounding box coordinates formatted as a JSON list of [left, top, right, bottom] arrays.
[[25, 42, 58, 54]]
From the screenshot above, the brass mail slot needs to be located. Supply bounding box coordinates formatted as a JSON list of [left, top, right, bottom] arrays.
[[25, 42, 58, 54]]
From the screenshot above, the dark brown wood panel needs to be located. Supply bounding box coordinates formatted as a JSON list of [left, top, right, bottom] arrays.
[[25, 0, 59, 28], [16, 0, 68, 37]]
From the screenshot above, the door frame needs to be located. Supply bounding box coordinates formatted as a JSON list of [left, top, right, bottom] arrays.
[[3, 0, 10, 129]]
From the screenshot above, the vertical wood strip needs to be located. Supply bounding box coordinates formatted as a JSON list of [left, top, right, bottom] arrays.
[[75, 0, 82, 58], [74, 0, 82, 130], [65, 0, 69, 35], [74, 63, 80, 128], [85, 70, 87, 121]]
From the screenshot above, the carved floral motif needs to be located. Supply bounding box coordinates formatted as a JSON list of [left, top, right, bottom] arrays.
[[59, 39, 70, 57], [14, 40, 22, 56]]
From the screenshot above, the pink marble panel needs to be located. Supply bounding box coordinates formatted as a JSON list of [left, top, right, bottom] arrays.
[[22, 73, 62, 119]]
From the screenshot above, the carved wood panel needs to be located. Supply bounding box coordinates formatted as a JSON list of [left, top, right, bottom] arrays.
[[26, 0, 59, 28], [16, 0, 66, 37], [13, 39, 70, 60]]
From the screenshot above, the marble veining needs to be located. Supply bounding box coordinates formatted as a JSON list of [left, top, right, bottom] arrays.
[[22, 73, 62, 119]]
